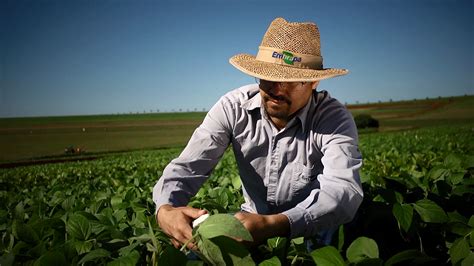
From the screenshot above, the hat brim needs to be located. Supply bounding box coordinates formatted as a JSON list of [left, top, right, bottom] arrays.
[[230, 54, 348, 82]]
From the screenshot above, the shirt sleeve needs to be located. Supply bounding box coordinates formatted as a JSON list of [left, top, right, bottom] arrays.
[[282, 101, 363, 238], [152, 97, 233, 214]]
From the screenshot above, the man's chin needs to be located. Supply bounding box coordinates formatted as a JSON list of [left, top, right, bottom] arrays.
[[264, 105, 290, 120]]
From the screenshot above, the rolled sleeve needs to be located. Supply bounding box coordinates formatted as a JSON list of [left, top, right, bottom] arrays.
[[152, 97, 233, 213]]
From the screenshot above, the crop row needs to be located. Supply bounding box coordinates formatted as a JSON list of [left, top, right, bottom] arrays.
[[0, 125, 473, 265]]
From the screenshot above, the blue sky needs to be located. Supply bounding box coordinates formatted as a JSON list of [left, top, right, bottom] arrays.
[[1, 0, 473, 117]]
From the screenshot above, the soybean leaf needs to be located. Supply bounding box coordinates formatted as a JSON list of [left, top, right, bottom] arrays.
[[67, 214, 92, 240], [462, 252, 474, 266], [311, 246, 345, 266], [211, 236, 254, 265], [74, 239, 93, 255], [429, 167, 449, 181], [385, 249, 434, 265], [449, 238, 470, 265], [292, 237, 307, 253], [111, 196, 123, 210], [107, 250, 140, 266], [157, 246, 187, 266], [445, 154, 462, 169], [197, 237, 225, 266], [412, 199, 447, 223], [392, 203, 413, 232], [259, 256, 281, 266], [471, 230, 474, 247], [447, 171, 466, 186], [78, 248, 111, 264], [448, 211, 469, 224], [448, 222, 471, 236], [196, 214, 252, 241], [353, 258, 383, 265], [338, 225, 345, 252], [346, 237, 379, 263], [267, 237, 288, 262], [118, 242, 140, 256], [12, 220, 39, 244], [14, 202, 25, 220], [468, 215, 474, 227], [0, 253, 14, 266], [33, 251, 67, 266]]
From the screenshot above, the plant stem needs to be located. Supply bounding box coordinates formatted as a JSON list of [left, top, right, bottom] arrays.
[[180, 232, 199, 252]]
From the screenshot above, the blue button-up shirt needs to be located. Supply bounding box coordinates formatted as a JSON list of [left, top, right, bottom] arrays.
[[153, 84, 363, 238]]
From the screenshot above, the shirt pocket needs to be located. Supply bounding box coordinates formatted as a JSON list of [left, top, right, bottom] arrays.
[[291, 162, 319, 198]]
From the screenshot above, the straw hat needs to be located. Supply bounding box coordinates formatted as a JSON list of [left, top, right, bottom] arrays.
[[229, 18, 348, 82]]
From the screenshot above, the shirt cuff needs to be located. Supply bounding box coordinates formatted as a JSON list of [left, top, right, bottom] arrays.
[[282, 206, 312, 238]]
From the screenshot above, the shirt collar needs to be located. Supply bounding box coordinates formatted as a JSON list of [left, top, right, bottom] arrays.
[[290, 92, 314, 133], [241, 85, 262, 111]]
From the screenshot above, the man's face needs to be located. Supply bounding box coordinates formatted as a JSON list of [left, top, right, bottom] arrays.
[[258, 79, 317, 122]]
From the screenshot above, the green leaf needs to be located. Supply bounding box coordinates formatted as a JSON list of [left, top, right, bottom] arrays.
[[61, 196, 75, 211], [197, 237, 225, 266], [468, 215, 474, 227], [412, 199, 447, 223], [450, 238, 470, 265], [0, 253, 14, 266], [12, 220, 39, 244], [447, 171, 466, 185], [33, 251, 67, 266], [196, 214, 252, 241], [445, 154, 462, 169], [448, 211, 469, 224], [67, 214, 92, 240], [471, 230, 474, 247], [111, 196, 123, 210], [231, 175, 242, 190], [311, 246, 345, 266], [267, 237, 288, 263], [74, 239, 93, 255], [211, 236, 254, 265], [428, 167, 449, 181], [462, 252, 474, 266], [259, 256, 281, 266], [157, 246, 187, 266], [448, 223, 471, 236], [354, 258, 383, 265], [346, 237, 379, 263], [292, 237, 304, 245], [113, 209, 127, 222], [14, 202, 25, 220], [385, 249, 431, 265], [118, 242, 140, 256], [78, 248, 111, 264], [107, 250, 140, 266], [392, 203, 413, 232], [338, 225, 345, 251]]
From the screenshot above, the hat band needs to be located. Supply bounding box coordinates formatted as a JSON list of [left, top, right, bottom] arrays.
[[256, 46, 323, 70]]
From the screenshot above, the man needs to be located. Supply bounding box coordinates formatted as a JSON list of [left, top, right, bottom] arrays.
[[153, 17, 363, 249]]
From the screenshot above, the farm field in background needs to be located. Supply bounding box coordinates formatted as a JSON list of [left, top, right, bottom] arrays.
[[1, 95, 473, 163]]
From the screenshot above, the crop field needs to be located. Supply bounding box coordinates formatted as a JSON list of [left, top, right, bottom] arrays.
[[1, 95, 472, 164], [0, 95, 473, 265]]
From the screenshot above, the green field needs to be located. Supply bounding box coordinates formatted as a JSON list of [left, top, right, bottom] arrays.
[[1, 95, 473, 163], [1, 95, 473, 264], [1, 124, 473, 265]]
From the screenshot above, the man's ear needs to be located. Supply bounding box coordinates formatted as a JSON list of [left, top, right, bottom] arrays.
[[311, 81, 319, 90]]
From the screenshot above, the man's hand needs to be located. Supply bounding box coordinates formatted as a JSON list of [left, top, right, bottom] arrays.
[[156, 204, 207, 249], [234, 212, 290, 246]]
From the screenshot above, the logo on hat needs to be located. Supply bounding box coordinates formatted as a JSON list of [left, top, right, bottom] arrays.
[[272, 51, 302, 65]]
